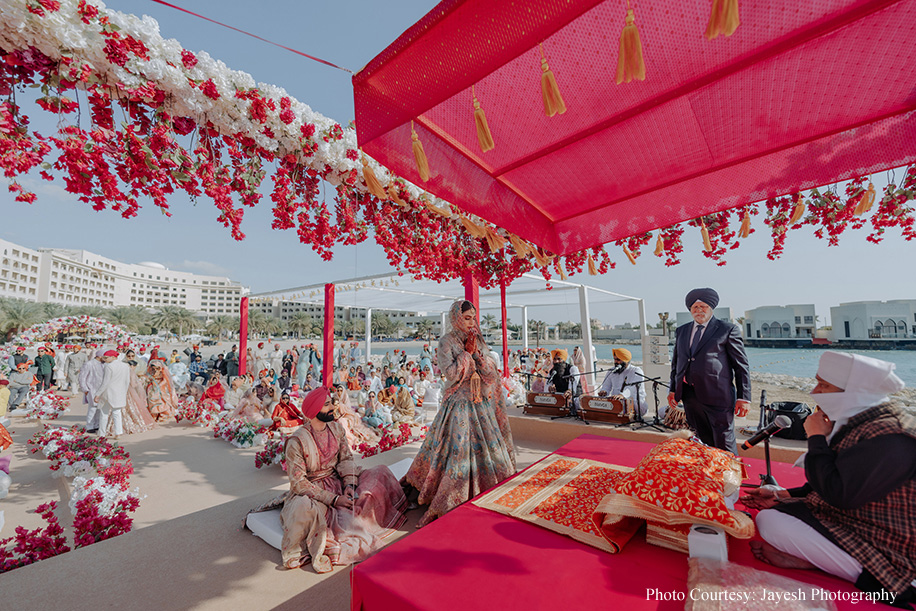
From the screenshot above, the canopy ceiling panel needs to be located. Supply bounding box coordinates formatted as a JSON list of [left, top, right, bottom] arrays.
[[354, 0, 916, 255]]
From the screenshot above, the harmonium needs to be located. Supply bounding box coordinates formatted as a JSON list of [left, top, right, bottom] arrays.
[[523, 392, 568, 417], [579, 395, 631, 424]]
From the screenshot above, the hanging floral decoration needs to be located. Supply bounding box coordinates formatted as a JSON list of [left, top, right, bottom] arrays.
[[0, 2, 914, 287]]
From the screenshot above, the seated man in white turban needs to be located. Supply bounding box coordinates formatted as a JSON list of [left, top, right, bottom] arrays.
[[741, 351, 916, 605], [597, 348, 648, 418]]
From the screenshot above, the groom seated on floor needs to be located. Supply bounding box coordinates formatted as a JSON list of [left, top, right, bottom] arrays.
[[741, 351, 916, 607]]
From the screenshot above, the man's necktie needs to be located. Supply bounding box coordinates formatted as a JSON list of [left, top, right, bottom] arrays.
[[690, 325, 705, 355]]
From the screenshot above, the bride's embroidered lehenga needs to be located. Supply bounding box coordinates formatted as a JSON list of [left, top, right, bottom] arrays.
[[404, 300, 516, 527]]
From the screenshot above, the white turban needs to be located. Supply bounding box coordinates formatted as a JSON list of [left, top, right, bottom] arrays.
[[812, 351, 905, 433]]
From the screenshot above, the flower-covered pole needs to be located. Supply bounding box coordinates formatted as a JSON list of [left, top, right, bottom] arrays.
[[239, 296, 249, 375], [322, 283, 335, 387]]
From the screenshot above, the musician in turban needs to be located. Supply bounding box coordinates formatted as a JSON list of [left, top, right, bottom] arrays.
[[547, 349, 583, 415], [597, 348, 647, 417]]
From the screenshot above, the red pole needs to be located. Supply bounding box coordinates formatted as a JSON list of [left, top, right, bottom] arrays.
[[463, 270, 479, 322], [322, 283, 335, 387], [239, 296, 249, 375], [500, 279, 509, 377]]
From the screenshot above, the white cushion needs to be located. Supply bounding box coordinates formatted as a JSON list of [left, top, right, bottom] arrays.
[[246, 509, 283, 550]]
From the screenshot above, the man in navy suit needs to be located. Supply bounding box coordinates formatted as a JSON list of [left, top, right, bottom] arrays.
[[667, 288, 751, 454]]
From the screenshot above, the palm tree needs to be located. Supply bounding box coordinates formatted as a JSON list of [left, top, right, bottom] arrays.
[[41, 302, 66, 320], [0, 298, 42, 339], [372, 314, 394, 338], [246, 309, 270, 338], [287, 312, 314, 339], [207, 315, 238, 340], [481, 314, 497, 340], [106, 306, 145, 332], [416, 318, 435, 342], [149, 306, 197, 337]]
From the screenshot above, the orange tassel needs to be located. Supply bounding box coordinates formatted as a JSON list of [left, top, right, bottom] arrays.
[[705, 0, 741, 40], [587, 254, 598, 275], [701, 221, 713, 252], [411, 121, 430, 182], [472, 86, 495, 152], [623, 244, 637, 265], [360, 152, 387, 201], [788, 195, 806, 225], [387, 183, 407, 206], [854, 183, 876, 216], [508, 234, 530, 259], [539, 43, 566, 117], [470, 371, 482, 403], [738, 209, 751, 238], [557, 260, 568, 280], [616, 5, 646, 84], [425, 201, 451, 217], [654, 232, 665, 256]]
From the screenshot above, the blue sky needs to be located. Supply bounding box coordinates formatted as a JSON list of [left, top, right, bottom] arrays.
[[2, 0, 912, 326]]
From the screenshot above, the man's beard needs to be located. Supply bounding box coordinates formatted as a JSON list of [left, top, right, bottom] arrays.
[[316, 411, 336, 423], [614, 362, 627, 373]]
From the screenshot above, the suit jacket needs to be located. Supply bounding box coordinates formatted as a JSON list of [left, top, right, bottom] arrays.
[[669, 317, 751, 408], [96, 360, 131, 408]]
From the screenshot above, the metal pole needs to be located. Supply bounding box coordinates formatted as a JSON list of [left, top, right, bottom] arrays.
[[365, 307, 372, 368], [521, 306, 529, 352], [239, 297, 248, 375], [578, 285, 594, 388]]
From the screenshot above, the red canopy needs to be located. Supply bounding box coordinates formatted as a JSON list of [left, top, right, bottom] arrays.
[[354, 0, 916, 256]]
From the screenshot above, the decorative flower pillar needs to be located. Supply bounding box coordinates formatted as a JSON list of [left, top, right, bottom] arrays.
[[239, 297, 249, 375], [323, 284, 335, 387]]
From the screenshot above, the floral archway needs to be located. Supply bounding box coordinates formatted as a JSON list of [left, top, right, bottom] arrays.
[[12, 315, 134, 348]]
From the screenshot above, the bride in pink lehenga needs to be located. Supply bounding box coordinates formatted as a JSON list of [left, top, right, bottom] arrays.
[[123, 360, 156, 434]]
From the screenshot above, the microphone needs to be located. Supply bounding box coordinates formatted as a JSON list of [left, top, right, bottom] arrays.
[[741, 415, 792, 450]]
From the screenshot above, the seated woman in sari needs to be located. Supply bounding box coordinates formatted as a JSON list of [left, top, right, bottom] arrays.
[[302, 373, 314, 392], [224, 377, 246, 410], [391, 384, 416, 424], [226, 389, 267, 423], [346, 368, 361, 392], [146, 360, 179, 422], [363, 391, 392, 429], [199, 376, 227, 413], [270, 391, 305, 432], [251, 387, 406, 572], [333, 384, 380, 447]]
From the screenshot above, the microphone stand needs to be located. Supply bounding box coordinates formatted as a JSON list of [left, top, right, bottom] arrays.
[[740, 390, 778, 488], [625, 369, 670, 433]]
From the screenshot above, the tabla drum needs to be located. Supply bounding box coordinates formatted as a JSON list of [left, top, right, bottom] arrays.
[[663, 405, 689, 430]]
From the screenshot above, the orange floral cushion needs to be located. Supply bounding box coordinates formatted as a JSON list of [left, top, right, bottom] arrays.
[[612, 438, 743, 529]]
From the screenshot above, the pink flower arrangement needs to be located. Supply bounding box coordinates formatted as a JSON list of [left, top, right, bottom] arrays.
[[0, 501, 70, 573], [254, 435, 287, 470], [358, 423, 428, 458], [23, 390, 70, 420]]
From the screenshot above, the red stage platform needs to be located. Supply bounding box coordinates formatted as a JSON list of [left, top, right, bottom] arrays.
[[351, 435, 875, 610]]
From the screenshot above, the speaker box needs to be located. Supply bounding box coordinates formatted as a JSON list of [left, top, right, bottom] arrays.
[[764, 401, 812, 440]]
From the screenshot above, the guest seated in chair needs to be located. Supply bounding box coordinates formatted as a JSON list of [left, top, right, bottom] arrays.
[[741, 351, 916, 606], [273, 387, 407, 572]]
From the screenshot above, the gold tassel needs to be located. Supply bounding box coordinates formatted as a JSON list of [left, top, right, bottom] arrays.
[[587, 254, 598, 275], [558, 261, 567, 280], [788, 195, 806, 225], [484, 228, 507, 253], [738, 209, 751, 238], [360, 152, 388, 200], [509, 235, 531, 259], [705, 0, 741, 40], [701, 221, 713, 252], [616, 4, 646, 85], [425, 201, 451, 217], [411, 120, 430, 182], [854, 183, 876, 216], [539, 43, 566, 117], [470, 371, 482, 403], [532, 247, 550, 267], [654, 232, 665, 256], [472, 86, 495, 152], [623, 244, 637, 265], [387, 183, 407, 206]]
